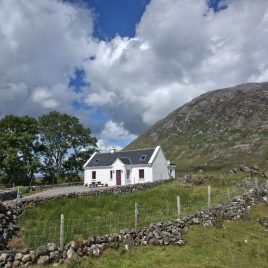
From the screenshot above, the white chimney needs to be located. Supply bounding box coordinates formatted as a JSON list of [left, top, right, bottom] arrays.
[[110, 146, 116, 154]]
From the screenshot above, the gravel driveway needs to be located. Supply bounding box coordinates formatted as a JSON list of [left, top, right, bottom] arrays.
[[20, 185, 106, 200]]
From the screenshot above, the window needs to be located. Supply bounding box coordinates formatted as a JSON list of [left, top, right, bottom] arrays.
[[92, 171, 96, 179], [126, 170, 130, 180], [139, 169, 144, 179], [140, 155, 147, 161], [110, 170, 113, 180]]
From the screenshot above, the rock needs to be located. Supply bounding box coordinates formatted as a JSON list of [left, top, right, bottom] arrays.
[[90, 244, 100, 257], [47, 243, 57, 252], [258, 218, 268, 227], [124, 234, 134, 250], [163, 238, 170, 245], [12, 260, 20, 267], [29, 251, 36, 262], [70, 241, 77, 250], [21, 254, 31, 263], [14, 253, 23, 261], [36, 245, 48, 255], [0, 253, 8, 262], [153, 229, 162, 239], [67, 247, 77, 260], [37, 255, 50, 264], [251, 165, 260, 171], [5, 262, 12, 268], [50, 250, 59, 259], [192, 217, 200, 224], [176, 239, 186, 246]]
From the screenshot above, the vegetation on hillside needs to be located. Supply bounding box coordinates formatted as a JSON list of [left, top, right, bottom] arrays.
[[126, 83, 268, 172], [0, 112, 97, 186]]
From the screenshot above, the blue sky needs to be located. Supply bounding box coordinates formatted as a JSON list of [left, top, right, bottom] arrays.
[[1, 0, 268, 151]]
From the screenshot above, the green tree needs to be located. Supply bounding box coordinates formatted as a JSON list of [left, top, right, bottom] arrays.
[[0, 115, 40, 186], [38, 112, 97, 183]]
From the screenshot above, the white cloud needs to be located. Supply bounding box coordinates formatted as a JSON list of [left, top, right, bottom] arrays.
[[98, 120, 137, 150], [83, 0, 268, 132], [85, 90, 116, 106], [0, 0, 95, 117]]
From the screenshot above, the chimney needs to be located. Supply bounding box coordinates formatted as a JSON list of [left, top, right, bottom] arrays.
[[110, 146, 116, 154]]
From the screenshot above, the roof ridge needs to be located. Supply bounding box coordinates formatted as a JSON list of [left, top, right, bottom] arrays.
[[120, 147, 156, 152]]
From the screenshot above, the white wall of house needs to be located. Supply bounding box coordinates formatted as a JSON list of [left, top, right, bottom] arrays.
[[151, 148, 170, 181], [84, 167, 112, 186], [131, 166, 152, 184]]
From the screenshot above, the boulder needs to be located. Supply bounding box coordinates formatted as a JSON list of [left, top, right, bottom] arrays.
[[67, 247, 77, 260], [37, 255, 50, 265], [21, 254, 31, 263], [47, 243, 57, 252]]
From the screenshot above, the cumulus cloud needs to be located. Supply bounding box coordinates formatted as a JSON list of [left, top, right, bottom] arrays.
[[1, 0, 268, 149], [97, 120, 137, 151], [83, 0, 268, 131], [0, 0, 94, 117]]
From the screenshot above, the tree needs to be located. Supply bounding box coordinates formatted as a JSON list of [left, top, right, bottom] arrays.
[[0, 115, 40, 186], [38, 112, 97, 183]]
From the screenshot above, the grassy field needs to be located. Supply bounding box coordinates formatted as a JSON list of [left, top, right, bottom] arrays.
[[48, 204, 267, 268], [18, 176, 247, 248]]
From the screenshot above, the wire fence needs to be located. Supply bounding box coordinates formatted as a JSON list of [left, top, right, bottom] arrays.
[[17, 186, 246, 248]]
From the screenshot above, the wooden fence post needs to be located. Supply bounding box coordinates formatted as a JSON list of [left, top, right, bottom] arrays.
[[177, 196, 180, 218], [134, 202, 138, 230], [208, 186, 211, 209], [227, 188, 231, 201], [266, 179, 268, 188], [60, 214, 64, 251], [254, 177, 258, 188]]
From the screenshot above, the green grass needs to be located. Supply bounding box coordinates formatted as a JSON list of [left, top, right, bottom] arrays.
[[36, 204, 268, 268], [17, 186, 44, 196], [18, 179, 245, 248]]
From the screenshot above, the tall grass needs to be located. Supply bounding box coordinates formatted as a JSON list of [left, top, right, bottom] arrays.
[[18, 180, 245, 248]]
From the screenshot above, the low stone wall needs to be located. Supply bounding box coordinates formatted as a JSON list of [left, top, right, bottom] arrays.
[[0, 183, 267, 267], [0, 190, 17, 202]]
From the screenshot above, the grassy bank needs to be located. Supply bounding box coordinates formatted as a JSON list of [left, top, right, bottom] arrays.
[[34, 204, 268, 268], [18, 178, 246, 248]]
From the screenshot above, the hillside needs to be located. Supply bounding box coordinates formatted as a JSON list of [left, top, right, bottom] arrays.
[[126, 82, 268, 172]]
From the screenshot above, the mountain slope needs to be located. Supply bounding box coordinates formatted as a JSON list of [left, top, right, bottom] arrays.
[[126, 82, 268, 172]]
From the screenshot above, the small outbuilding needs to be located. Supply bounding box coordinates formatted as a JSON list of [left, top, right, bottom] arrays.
[[83, 146, 175, 187]]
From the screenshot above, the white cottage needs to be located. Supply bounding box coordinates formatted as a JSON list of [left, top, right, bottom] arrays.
[[83, 146, 176, 187]]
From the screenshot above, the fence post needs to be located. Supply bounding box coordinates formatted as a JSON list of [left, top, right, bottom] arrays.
[[266, 179, 268, 189], [60, 214, 64, 251], [134, 202, 138, 230], [254, 177, 258, 188], [227, 188, 231, 201], [208, 185, 211, 209], [17, 187, 20, 199], [176, 196, 180, 218]]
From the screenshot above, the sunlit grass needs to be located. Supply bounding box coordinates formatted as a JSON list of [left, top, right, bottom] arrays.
[[18, 179, 245, 248]]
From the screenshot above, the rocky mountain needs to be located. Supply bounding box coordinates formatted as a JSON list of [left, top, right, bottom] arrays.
[[126, 83, 268, 172]]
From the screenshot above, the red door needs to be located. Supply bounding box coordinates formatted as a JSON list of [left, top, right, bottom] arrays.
[[116, 170, 121, 185]]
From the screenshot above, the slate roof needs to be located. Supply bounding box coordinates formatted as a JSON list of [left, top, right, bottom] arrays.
[[85, 148, 156, 168]]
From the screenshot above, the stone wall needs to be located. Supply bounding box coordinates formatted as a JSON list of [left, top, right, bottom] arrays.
[[0, 191, 17, 202], [0, 183, 267, 267]]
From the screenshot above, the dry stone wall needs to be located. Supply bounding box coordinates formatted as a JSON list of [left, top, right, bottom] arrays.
[[0, 191, 17, 202]]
